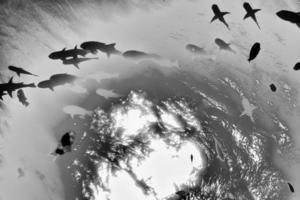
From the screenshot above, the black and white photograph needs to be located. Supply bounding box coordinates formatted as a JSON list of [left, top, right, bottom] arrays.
[[0, 0, 299, 200]]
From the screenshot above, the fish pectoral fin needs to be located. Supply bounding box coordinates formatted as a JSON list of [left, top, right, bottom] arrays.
[[296, 23, 300, 28], [221, 11, 230, 16], [8, 91, 13, 98], [211, 15, 218, 23], [244, 13, 251, 20], [74, 63, 80, 69], [254, 9, 261, 13]]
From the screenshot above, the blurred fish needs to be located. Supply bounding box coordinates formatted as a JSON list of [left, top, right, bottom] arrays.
[[123, 50, 160, 60], [96, 88, 121, 99], [8, 65, 38, 77], [248, 42, 260, 62], [17, 168, 25, 178], [185, 44, 206, 55], [53, 131, 76, 156], [211, 4, 230, 30], [62, 57, 98, 69], [243, 2, 261, 29], [269, 83, 277, 92], [215, 38, 235, 53], [80, 41, 106, 54], [80, 41, 121, 57], [63, 105, 92, 119], [0, 77, 35, 98], [49, 45, 88, 60], [277, 10, 300, 28], [17, 89, 29, 107], [288, 182, 294, 193], [38, 73, 78, 91], [190, 154, 193, 162], [293, 62, 300, 71]]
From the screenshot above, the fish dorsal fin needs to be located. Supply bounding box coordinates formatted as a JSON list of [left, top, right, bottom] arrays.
[[74, 45, 77, 50], [109, 43, 116, 47], [8, 77, 13, 84], [62, 48, 66, 51]]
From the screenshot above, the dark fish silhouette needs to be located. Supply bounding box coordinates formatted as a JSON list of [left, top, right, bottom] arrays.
[[0, 77, 35, 98], [288, 182, 294, 193], [49, 45, 88, 60], [8, 65, 37, 77], [80, 41, 121, 57], [248, 42, 260, 62], [293, 62, 300, 71], [243, 2, 261, 29], [123, 50, 160, 60], [269, 83, 277, 92], [211, 4, 230, 30], [185, 44, 206, 55], [62, 57, 98, 69], [215, 38, 235, 53], [17, 89, 29, 107], [80, 41, 106, 54], [190, 154, 193, 162], [277, 10, 300, 28], [53, 131, 76, 156], [38, 73, 78, 91], [98, 43, 122, 57]]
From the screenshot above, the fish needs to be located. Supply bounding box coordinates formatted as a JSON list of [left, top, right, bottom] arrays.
[[63, 105, 92, 119], [211, 4, 230, 30], [269, 84, 277, 92], [288, 182, 294, 193], [243, 2, 261, 29], [248, 42, 260, 62], [185, 44, 206, 55]]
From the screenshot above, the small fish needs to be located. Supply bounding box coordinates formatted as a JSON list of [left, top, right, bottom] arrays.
[[17, 89, 29, 107], [190, 154, 193, 162], [185, 44, 206, 55], [288, 182, 294, 193], [243, 2, 261, 29], [63, 105, 92, 119], [269, 83, 277, 92], [215, 38, 235, 53], [53, 131, 76, 156], [293, 62, 300, 71], [8, 65, 38, 77], [248, 42, 260, 62], [211, 4, 231, 30]]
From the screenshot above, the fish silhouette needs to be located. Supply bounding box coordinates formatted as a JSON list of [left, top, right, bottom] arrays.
[[248, 42, 260, 62], [243, 2, 261, 29], [211, 4, 230, 30]]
